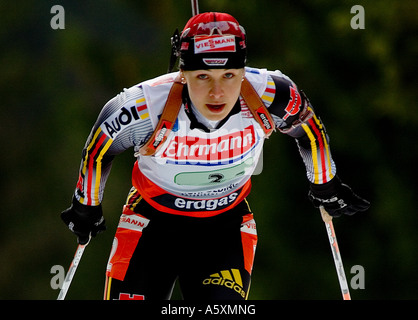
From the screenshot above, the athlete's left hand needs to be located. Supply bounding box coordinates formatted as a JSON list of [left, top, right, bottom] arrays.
[[308, 176, 370, 217]]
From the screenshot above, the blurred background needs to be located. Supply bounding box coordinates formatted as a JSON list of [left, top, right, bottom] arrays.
[[0, 0, 417, 300]]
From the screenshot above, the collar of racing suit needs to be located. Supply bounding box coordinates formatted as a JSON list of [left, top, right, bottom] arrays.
[[182, 84, 241, 133]]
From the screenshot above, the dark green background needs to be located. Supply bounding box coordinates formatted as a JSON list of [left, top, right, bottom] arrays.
[[1, 0, 417, 299]]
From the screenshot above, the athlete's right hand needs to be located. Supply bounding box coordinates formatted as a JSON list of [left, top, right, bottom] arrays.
[[61, 197, 106, 245]]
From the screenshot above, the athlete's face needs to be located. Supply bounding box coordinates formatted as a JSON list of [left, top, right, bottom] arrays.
[[181, 68, 245, 121]]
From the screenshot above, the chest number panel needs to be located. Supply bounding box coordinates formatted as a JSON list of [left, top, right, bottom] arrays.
[[174, 158, 254, 186]]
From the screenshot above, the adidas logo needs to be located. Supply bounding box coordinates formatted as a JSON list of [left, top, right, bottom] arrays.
[[202, 269, 246, 298]]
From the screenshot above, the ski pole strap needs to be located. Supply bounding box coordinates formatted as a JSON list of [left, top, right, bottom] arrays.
[[240, 77, 275, 137], [139, 76, 184, 156]]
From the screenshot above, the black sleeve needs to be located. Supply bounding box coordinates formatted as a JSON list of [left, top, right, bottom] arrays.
[[267, 74, 307, 130]]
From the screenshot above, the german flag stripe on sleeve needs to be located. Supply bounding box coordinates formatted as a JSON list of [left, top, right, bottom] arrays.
[[300, 109, 335, 184], [79, 128, 113, 206]]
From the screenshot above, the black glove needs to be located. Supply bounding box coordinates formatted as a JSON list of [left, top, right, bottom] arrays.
[[61, 196, 106, 244], [308, 176, 370, 217]]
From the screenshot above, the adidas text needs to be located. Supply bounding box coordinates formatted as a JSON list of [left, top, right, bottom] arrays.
[[202, 269, 246, 298]]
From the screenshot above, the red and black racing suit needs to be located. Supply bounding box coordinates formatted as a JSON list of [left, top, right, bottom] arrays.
[[74, 68, 335, 300]]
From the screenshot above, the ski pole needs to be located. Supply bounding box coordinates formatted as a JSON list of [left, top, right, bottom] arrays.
[[319, 206, 351, 300], [57, 240, 89, 300]]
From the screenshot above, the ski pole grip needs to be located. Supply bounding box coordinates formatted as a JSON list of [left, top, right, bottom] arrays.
[[319, 206, 333, 223]]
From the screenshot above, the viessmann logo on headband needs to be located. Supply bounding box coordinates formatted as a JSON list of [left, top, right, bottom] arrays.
[[194, 35, 236, 54], [203, 58, 228, 66]]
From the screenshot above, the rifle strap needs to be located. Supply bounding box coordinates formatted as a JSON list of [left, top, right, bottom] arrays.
[[138, 76, 184, 156], [138, 76, 274, 156], [240, 77, 275, 137]]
